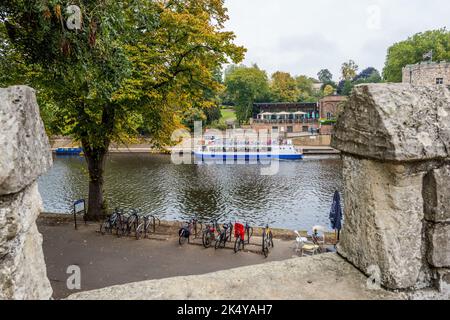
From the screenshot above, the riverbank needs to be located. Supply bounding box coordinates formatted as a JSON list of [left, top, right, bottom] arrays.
[[49, 137, 340, 155], [38, 214, 317, 299]]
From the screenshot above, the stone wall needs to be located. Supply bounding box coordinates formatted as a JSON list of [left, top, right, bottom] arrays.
[[0, 86, 53, 299], [402, 62, 450, 86], [331, 83, 450, 293]]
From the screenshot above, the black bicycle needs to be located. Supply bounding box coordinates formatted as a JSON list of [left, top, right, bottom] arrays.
[[178, 219, 202, 245], [262, 224, 274, 258], [100, 208, 121, 235], [214, 222, 233, 249], [245, 222, 253, 245], [116, 209, 140, 238]]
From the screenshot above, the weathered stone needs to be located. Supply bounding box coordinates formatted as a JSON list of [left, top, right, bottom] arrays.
[[66, 254, 404, 300], [0, 182, 52, 299], [337, 155, 425, 289], [434, 269, 450, 294], [331, 84, 450, 162], [423, 165, 450, 222], [427, 223, 450, 268], [0, 86, 52, 195], [403, 61, 450, 86]]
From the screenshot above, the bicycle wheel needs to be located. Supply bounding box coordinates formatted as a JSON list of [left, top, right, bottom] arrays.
[[202, 231, 212, 248], [262, 232, 269, 258], [234, 236, 242, 253], [179, 233, 188, 246], [214, 238, 221, 250], [100, 221, 108, 235], [135, 223, 144, 240], [116, 220, 124, 238], [269, 231, 274, 248], [246, 227, 253, 244]]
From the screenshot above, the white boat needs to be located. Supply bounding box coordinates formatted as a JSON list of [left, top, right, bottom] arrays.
[[194, 139, 303, 161]]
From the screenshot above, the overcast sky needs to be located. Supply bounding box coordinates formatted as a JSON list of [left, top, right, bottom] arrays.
[[224, 0, 450, 81]]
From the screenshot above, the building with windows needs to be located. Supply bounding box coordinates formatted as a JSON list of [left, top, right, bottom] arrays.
[[250, 97, 346, 137], [402, 61, 450, 85], [318, 95, 347, 135]]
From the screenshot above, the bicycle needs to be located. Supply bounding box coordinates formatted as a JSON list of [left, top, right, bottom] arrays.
[[178, 219, 202, 245], [135, 214, 161, 240], [215, 222, 233, 249], [116, 209, 140, 238], [202, 220, 220, 248], [100, 208, 120, 235], [262, 224, 274, 258], [245, 222, 253, 245], [234, 222, 246, 253], [234, 222, 253, 253]]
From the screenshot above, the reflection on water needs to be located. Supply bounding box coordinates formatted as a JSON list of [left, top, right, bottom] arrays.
[[38, 153, 343, 231]]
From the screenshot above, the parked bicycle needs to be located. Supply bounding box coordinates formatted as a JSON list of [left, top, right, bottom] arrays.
[[135, 214, 161, 240], [100, 208, 121, 235], [178, 219, 202, 245], [262, 224, 274, 258], [202, 220, 220, 248], [245, 222, 253, 245], [215, 222, 233, 249], [116, 209, 140, 238]]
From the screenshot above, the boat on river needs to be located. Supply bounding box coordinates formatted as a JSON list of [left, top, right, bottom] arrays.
[[194, 138, 303, 161]]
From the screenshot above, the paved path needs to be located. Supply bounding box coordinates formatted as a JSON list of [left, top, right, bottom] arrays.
[[38, 221, 300, 299]]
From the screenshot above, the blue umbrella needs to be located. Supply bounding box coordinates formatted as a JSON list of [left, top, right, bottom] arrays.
[[329, 191, 343, 241]]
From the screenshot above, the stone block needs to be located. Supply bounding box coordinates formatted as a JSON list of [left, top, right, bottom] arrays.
[[427, 223, 450, 268], [331, 84, 450, 162], [337, 155, 425, 289], [423, 165, 450, 223], [0, 182, 52, 299], [0, 86, 52, 195]]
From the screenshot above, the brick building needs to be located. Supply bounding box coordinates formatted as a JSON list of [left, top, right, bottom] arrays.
[[402, 61, 450, 85], [250, 96, 346, 137], [319, 95, 347, 135]]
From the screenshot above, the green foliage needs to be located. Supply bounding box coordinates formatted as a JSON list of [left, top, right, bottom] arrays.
[[317, 69, 333, 83], [341, 60, 359, 81], [224, 64, 269, 124], [383, 28, 450, 82], [181, 108, 207, 132], [207, 119, 228, 130], [319, 118, 337, 125], [295, 75, 316, 101], [269, 71, 299, 102], [220, 108, 237, 121], [0, 0, 245, 217], [323, 84, 335, 96]]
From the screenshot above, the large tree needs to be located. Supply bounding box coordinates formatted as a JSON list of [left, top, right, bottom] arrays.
[[341, 60, 359, 81], [295, 75, 318, 102], [317, 69, 333, 83], [224, 64, 269, 124], [383, 29, 450, 82], [1, 0, 245, 220], [269, 71, 299, 102]]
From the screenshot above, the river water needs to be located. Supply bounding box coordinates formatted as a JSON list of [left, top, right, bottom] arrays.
[[38, 153, 343, 231]]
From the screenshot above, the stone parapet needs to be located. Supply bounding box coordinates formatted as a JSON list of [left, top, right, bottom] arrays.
[[0, 86, 53, 300], [332, 83, 450, 293]]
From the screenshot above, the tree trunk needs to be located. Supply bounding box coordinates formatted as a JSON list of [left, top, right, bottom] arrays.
[[85, 149, 108, 221], [79, 104, 115, 221]]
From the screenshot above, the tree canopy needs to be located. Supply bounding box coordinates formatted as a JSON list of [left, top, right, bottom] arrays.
[[224, 64, 269, 124], [269, 71, 299, 102], [0, 0, 245, 219], [317, 69, 333, 83], [383, 28, 450, 82], [341, 60, 359, 81]]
